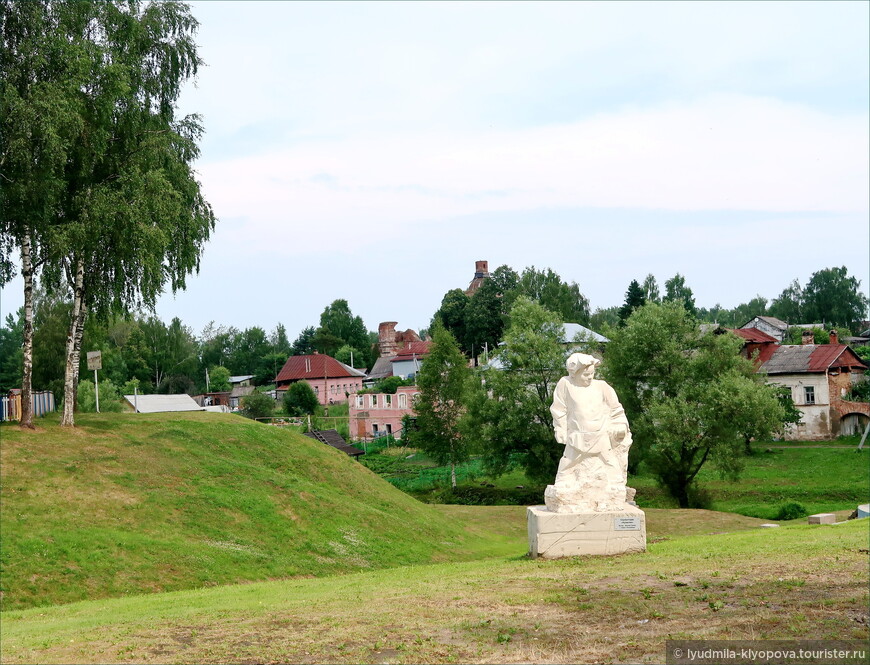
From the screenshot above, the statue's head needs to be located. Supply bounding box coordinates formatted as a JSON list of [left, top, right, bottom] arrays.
[[566, 353, 599, 386]]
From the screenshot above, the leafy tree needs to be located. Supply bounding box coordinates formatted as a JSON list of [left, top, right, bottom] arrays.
[[269, 323, 292, 356], [311, 329, 344, 357], [240, 391, 275, 420], [283, 380, 319, 416], [31, 290, 71, 398], [334, 344, 366, 369], [602, 302, 787, 507], [642, 274, 660, 303], [783, 326, 851, 346], [618, 279, 646, 325], [802, 266, 869, 330], [589, 306, 620, 332], [227, 327, 269, 375], [0, 310, 24, 394], [8, 1, 216, 427], [663, 273, 697, 316], [208, 366, 231, 393], [414, 323, 473, 488], [431, 288, 470, 353], [515, 266, 589, 324], [319, 299, 369, 352], [1, 0, 92, 426], [256, 352, 287, 387], [369, 375, 413, 394], [290, 326, 317, 356], [463, 277, 505, 361], [467, 297, 567, 484], [768, 279, 803, 323]]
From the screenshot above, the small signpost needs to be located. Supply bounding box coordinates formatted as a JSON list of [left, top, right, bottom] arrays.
[[87, 351, 102, 413]]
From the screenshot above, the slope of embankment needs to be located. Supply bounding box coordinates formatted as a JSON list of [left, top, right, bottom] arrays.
[[0, 412, 513, 610]]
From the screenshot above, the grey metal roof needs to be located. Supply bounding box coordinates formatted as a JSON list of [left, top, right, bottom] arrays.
[[759, 345, 815, 374], [367, 356, 394, 380], [228, 375, 255, 384], [124, 394, 202, 413], [562, 323, 609, 344], [337, 360, 367, 378]]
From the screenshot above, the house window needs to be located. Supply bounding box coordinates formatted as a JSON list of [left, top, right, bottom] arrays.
[[356, 395, 364, 408], [804, 386, 815, 405], [386, 423, 392, 435], [372, 424, 379, 436], [371, 395, 378, 409], [398, 394, 407, 408], [385, 395, 392, 408]]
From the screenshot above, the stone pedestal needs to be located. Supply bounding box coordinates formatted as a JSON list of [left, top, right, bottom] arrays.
[[527, 504, 646, 558]]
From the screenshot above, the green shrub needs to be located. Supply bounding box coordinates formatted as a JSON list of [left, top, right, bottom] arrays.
[[240, 392, 276, 419], [283, 381, 319, 416], [775, 501, 809, 521], [77, 379, 124, 413]]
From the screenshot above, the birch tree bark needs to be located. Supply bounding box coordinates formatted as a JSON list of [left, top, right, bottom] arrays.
[[19, 232, 34, 429]]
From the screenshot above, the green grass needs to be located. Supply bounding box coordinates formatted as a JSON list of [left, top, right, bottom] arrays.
[[363, 438, 870, 518], [631, 446, 870, 518], [2, 518, 866, 664], [0, 413, 520, 611]]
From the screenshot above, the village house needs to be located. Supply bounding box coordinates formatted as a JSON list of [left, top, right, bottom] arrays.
[[348, 384, 421, 440], [274, 353, 365, 405], [732, 328, 869, 439]]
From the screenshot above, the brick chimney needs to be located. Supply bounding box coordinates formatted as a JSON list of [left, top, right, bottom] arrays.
[[829, 329, 839, 345], [801, 330, 814, 345], [474, 260, 489, 279]]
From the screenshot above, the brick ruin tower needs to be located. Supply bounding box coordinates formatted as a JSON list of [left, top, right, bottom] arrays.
[[465, 260, 490, 296]]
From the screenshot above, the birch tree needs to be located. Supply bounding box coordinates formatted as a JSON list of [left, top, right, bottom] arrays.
[[2, 1, 215, 426]]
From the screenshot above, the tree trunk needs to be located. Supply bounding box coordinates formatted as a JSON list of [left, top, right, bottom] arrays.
[[451, 461, 457, 489], [61, 258, 86, 427], [19, 232, 35, 429]]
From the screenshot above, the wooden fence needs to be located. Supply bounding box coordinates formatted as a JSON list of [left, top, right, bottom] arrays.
[[0, 391, 55, 422]]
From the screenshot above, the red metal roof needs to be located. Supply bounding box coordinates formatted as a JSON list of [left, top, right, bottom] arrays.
[[392, 341, 432, 360], [275, 354, 363, 383], [761, 344, 868, 374], [731, 328, 778, 344], [808, 345, 867, 372]]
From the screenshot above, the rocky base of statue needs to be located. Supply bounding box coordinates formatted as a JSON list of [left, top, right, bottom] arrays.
[[527, 502, 646, 558]]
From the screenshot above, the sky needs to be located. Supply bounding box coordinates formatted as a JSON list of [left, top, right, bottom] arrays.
[[2, 0, 868, 340]]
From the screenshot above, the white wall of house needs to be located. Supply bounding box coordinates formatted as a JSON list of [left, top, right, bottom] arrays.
[[766, 373, 831, 440], [391, 358, 421, 378]]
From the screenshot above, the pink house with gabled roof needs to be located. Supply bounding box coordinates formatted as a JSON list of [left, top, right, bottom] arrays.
[[275, 353, 365, 405]]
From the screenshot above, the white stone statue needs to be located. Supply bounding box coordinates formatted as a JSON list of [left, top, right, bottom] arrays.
[[544, 353, 633, 513]]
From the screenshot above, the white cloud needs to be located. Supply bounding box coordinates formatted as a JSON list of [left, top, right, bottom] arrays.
[[198, 93, 868, 259]]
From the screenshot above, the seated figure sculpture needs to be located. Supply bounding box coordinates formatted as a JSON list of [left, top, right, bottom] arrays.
[[545, 353, 634, 513]]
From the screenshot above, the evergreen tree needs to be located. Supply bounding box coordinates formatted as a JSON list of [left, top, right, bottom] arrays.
[[618, 279, 646, 325]]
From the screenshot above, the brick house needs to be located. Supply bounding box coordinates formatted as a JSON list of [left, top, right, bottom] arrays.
[[275, 353, 365, 405], [732, 328, 869, 439], [348, 385, 421, 439]]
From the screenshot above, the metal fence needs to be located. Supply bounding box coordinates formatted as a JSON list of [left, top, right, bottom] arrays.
[[0, 391, 56, 422]]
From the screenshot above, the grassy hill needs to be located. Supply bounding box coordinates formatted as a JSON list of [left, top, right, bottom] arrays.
[[0, 412, 523, 610]]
